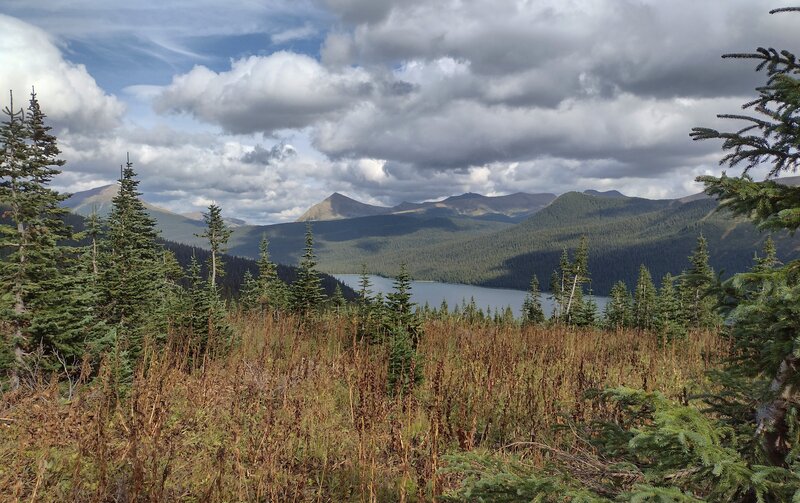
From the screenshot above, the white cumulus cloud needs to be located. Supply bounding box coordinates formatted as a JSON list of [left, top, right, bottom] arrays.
[[155, 52, 374, 134], [0, 14, 124, 133]]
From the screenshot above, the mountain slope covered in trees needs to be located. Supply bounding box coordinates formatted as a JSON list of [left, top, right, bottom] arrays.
[[319, 191, 800, 294]]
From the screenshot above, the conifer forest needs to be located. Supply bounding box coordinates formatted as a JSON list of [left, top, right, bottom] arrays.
[[1, 4, 800, 502]]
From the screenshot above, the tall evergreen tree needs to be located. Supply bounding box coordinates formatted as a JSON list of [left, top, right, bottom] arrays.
[[290, 224, 325, 314], [195, 203, 231, 287], [680, 234, 718, 329], [239, 269, 258, 311], [385, 264, 423, 396], [330, 284, 346, 312], [358, 264, 373, 305], [156, 249, 187, 337], [632, 264, 658, 331], [566, 236, 590, 314], [656, 272, 686, 343], [572, 296, 598, 328], [254, 234, 288, 311], [0, 90, 74, 385], [521, 274, 545, 326], [384, 263, 420, 341], [753, 236, 780, 272], [186, 254, 212, 353], [355, 264, 383, 342], [84, 209, 103, 281], [101, 156, 162, 361], [604, 280, 632, 330]]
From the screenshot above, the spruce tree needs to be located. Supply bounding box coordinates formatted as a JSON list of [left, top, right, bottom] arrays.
[[572, 296, 598, 328], [0, 90, 75, 385], [357, 264, 373, 305], [355, 264, 383, 341], [101, 156, 162, 361], [290, 224, 325, 314], [656, 273, 686, 343], [753, 236, 780, 272], [186, 254, 212, 353], [384, 264, 420, 342], [194, 204, 233, 350], [255, 234, 288, 311], [330, 284, 346, 311], [557, 248, 571, 318], [680, 234, 718, 329], [632, 264, 658, 331], [566, 236, 590, 318], [156, 249, 187, 337], [239, 269, 258, 311], [385, 264, 423, 396], [604, 280, 632, 330], [195, 203, 231, 288], [521, 274, 545, 326], [84, 209, 103, 281]]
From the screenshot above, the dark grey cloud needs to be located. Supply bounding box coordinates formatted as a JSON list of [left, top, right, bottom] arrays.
[[319, 0, 400, 25], [242, 143, 297, 165]]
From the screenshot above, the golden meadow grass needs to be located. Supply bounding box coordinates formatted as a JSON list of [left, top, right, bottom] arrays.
[[0, 314, 726, 502]]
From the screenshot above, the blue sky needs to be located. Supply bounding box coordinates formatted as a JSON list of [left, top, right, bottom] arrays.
[[0, 1, 795, 223]]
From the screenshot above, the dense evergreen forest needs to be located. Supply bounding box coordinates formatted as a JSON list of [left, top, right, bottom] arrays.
[[1, 6, 800, 502]]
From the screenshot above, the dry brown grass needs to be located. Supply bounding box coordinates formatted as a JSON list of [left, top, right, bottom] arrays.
[[0, 314, 726, 502]]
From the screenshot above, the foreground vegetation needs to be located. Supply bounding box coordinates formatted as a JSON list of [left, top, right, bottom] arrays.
[[0, 315, 724, 501]]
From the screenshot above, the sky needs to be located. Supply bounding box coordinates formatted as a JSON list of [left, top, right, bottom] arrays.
[[0, 0, 795, 223]]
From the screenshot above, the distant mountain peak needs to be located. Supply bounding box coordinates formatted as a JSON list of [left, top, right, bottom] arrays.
[[298, 190, 558, 222], [297, 192, 389, 222], [583, 189, 626, 198], [328, 192, 357, 201], [446, 192, 483, 201]]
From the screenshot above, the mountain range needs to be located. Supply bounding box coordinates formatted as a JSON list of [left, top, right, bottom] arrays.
[[297, 191, 557, 222], [63, 180, 800, 295]]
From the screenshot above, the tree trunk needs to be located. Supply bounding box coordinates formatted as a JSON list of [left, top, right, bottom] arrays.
[[11, 204, 27, 389], [92, 236, 98, 279], [211, 249, 217, 287], [756, 353, 800, 466], [565, 274, 579, 318]]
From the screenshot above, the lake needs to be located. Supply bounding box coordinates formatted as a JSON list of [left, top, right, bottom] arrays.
[[334, 274, 609, 319]]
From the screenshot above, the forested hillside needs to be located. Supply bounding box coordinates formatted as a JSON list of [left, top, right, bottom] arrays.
[[319, 191, 799, 294]]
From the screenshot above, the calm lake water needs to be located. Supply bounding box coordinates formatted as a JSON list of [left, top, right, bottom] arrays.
[[335, 274, 609, 319]]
